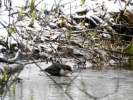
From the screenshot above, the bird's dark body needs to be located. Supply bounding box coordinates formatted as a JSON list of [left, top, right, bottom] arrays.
[[44, 64, 72, 76]]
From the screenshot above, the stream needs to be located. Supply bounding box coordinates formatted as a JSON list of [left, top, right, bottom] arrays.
[[1, 62, 133, 100]]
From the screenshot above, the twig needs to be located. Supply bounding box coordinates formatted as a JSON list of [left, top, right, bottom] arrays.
[[65, 68, 82, 92], [31, 58, 74, 100], [123, 0, 132, 12], [104, 48, 133, 56]]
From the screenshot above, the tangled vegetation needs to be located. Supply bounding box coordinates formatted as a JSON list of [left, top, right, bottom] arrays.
[[0, 0, 133, 99]]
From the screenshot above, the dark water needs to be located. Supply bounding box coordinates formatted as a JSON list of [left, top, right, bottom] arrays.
[[1, 62, 133, 100]]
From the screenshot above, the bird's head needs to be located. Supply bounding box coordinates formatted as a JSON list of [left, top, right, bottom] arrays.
[[63, 65, 73, 72]]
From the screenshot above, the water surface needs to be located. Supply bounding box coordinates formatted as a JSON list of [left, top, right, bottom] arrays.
[[1, 62, 133, 100]]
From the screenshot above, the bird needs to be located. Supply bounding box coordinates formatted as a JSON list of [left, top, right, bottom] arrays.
[[44, 63, 72, 76]]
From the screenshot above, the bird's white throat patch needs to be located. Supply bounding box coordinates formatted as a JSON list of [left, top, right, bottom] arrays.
[[59, 69, 69, 76]]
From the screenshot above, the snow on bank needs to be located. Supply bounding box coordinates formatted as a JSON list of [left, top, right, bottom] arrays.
[[0, 0, 133, 41]]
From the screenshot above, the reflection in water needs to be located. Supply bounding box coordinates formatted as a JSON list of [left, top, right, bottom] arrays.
[[3, 76, 71, 100], [1, 68, 133, 100]]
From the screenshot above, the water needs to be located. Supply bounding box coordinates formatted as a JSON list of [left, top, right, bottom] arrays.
[[1, 62, 133, 100]]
